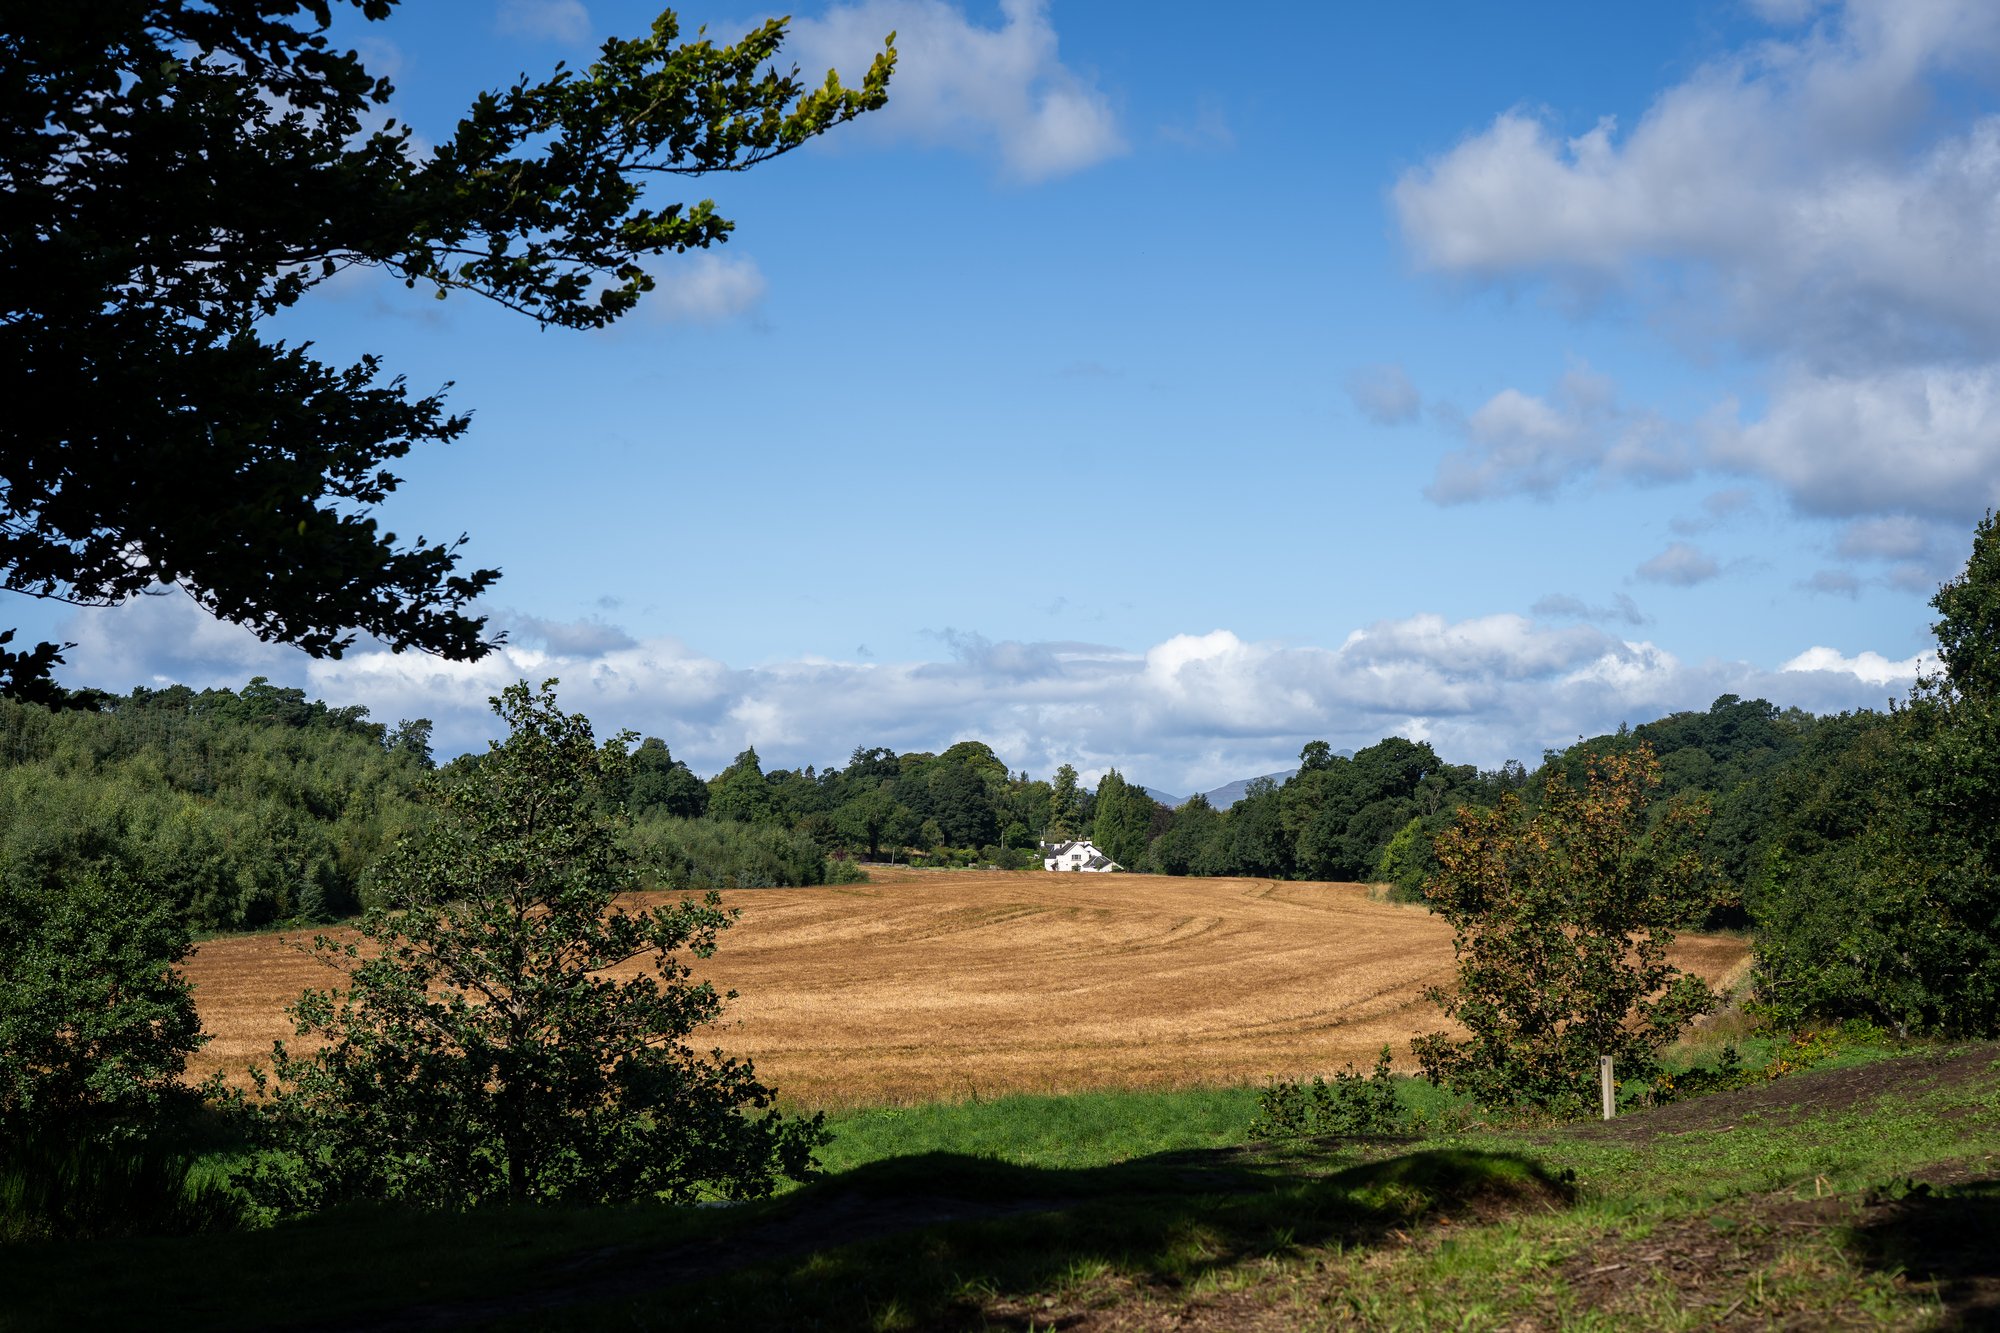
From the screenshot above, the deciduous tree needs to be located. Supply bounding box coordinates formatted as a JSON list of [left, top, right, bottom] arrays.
[[238, 681, 821, 1212], [1, 4, 891, 698], [1413, 744, 1719, 1112]]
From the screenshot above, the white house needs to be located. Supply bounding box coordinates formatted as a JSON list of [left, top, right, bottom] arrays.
[[1041, 838, 1122, 872]]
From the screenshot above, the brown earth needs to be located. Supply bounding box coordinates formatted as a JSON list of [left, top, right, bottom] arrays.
[[181, 865, 1750, 1109]]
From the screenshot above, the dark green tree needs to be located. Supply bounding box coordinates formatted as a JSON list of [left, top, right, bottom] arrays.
[[708, 747, 776, 824], [0, 866, 206, 1146], [1, 3, 892, 698], [1091, 769, 1159, 870], [1048, 763, 1083, 838], [238, 681, 821, 1212], [1755, 512, 2000, 1035], [625, 737, 708, 819], [835, 783, 898, 861]]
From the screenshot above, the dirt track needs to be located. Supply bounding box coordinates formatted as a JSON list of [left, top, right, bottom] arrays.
[[182, 866, 1750, 1108]]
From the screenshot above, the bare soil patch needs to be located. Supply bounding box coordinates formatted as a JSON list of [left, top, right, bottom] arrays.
[[181, 867, 1748, 1108]]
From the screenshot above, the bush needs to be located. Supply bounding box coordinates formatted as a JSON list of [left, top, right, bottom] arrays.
[[1251, 1047, 1408, 1138], [822, 853, 870, 885], [627, 812, 832, 889]]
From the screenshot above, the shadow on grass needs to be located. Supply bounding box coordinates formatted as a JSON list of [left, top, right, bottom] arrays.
[[2, 1143, 1571, 1332], [1848, 1177, 2000, 1331], [508, 1145, 1573, 1332]]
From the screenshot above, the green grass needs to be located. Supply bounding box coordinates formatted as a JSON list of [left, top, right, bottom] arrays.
[[815, 1083, 1266, 1174], [4, 1041, 1992, 1332]]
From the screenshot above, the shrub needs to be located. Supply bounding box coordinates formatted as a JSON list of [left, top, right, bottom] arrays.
[[627, 812, 831, 889], [1251, 1047, 1407, 1138]]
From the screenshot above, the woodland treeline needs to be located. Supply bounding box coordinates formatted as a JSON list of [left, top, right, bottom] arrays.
[[0, 668, 1922, 969], [6, 499, 1999, 1051]]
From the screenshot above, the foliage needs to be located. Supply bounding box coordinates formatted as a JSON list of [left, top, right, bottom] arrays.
[[1047, 763, 1084, 837], [1, 3, 891, 697], [1089, 769, 1159, 869], [236, 682, 823, 1213], [1373, 815, 1433, 900], [0, 1132, 236, 1243], [628, 812, 836, 889], [0, 865, 213, 1239], [621, 737, 710, 819], [1413, 744, 1721, 1112], [1753, 512, 2000, 1037], [0, 866, 206, 1144], [1250, 1046, 1409, 1139], [0, 682, 432, 929]]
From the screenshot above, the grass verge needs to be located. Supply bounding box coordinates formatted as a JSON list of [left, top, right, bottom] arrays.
[[5, 1040, 1993, 1331]]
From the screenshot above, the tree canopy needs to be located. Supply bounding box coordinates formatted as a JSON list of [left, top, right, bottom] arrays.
[[0, 3, 892, 699], [238, 681, 822, 1212]]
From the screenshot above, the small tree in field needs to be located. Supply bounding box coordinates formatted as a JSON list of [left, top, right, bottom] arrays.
[[239, 681, 822, 1213], [1412, 744, 1719, 1113]]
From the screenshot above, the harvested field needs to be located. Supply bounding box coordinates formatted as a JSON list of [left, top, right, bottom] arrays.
[[182, 866, 1750, 1108]]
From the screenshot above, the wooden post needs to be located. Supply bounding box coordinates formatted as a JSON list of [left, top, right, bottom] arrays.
[[1600, 1055, 1616, 1120]]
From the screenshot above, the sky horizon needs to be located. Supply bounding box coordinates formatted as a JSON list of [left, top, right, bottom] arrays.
[[25, 0, 1996, 790]]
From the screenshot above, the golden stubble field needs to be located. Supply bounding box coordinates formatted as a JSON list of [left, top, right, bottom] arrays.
[[182, 866, 1751, 1109]]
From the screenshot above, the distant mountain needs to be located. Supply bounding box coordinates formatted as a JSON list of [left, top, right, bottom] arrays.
[[1130, 753, 1355, 811], [1195, 770, 1296, 810]]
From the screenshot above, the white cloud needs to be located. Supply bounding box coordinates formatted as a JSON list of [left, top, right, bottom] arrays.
[[1780, 644, 1932, 685], [1344, 363, 1422, 426], [1392, 2, 2000, 525], [1835, 514, 1935, 561], [785, 0, 1125, 182], [1636, 542, 1723, 586], [497, 0, 591, 44], [1706, 366, 2000, 520], [639, 252, 767, 324], [1427, 365, 1687, 503], [1393, 3, 2000, 364], [52, 596, 1914, 789]]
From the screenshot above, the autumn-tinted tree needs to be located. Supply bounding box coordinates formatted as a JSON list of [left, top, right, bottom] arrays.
[[1, 3, 892, 698], [238, 682, 821, 1212], [1414, 744, 1720, 1111]]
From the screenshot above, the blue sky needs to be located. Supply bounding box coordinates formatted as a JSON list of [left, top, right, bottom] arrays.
[[39, 0, 2000, 789]]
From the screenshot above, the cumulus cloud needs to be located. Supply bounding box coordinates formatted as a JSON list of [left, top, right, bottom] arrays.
[[638, 252, 767, 324], [1780, 644, 1932, 686], [1393, 2, 2000, 525], [1635, 542, 1722, 586], [1344, 363, 1422, 426], [497, 0, 591, 44], [52, 595, 1915, 789], [1427, 365, 1687, 503], [1706, 366, 2000, 521], [1393, 3, 2000, 363], [785, 0, 1125, 182]]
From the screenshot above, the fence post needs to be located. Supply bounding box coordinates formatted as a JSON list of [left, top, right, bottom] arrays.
[[1600, 1054, 1616, 1120]]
